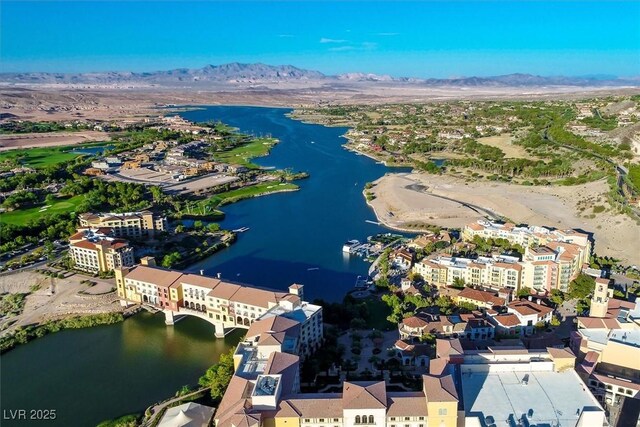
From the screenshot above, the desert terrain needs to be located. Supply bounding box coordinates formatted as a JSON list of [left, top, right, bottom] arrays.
[[368, 172, 640, 265], [0, 130, 111, 151], [2, 84, 639, 124]]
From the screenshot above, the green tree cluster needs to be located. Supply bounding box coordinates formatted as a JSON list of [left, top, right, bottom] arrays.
[[199, 349, 236, 401]]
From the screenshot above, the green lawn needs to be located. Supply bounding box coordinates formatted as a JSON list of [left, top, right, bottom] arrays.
[[200, 182, 298, 209], [0, 142, 111, 169], [212, 138, 277, 168], [362, 297, 394, 331], [0, 195, 85, 225]]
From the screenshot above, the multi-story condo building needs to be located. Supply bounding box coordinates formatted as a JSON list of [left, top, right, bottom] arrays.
[[115, 259, 322, 353], [462, 220, 592, 254], [78, 210, 167, 238], [414, 225, 590, 294], [520, 241, 590, 292], [413, 254, 522, 290], [69, 228, 134, 273]]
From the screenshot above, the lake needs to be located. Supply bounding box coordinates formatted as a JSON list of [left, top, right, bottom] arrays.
[[0, 106, 410, 427]]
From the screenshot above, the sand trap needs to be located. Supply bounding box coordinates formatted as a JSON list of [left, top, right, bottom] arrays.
[[369, 172, 640, 265]]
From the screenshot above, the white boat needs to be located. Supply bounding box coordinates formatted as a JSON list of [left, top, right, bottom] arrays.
[[342, 239, 360, 254]]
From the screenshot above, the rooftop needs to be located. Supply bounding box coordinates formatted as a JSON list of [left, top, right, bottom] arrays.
[[461, 365, 604, 427]]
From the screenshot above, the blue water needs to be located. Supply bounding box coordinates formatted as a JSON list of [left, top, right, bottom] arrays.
[[0, 106, 413, 427], [180, 106, 411, 301]]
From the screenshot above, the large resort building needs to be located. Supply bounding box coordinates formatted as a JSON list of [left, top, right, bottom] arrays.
[[462, 220, 591, 253], [115, 258, 322, 354], [69, 228, 134, 273], [414, 221, 592, 294], [215, 326, 606, 427], [79, 210, 167, 238]]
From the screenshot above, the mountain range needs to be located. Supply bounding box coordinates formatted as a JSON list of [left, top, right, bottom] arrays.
[[1, 63, 638, 87]]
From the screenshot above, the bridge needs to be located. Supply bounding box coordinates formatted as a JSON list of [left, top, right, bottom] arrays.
[[161, 305, 253, 338]]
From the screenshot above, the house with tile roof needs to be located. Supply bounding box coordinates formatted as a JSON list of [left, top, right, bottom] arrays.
[[454, 287, 505, 309]]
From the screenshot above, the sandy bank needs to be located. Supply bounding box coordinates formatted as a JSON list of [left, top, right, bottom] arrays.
[[368, 172, 640, 265]]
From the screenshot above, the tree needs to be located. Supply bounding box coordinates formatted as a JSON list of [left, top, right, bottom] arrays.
[[161, 252, 182, 268], [549, 289, 565, 306], [150, 186, 163, 203], [451, 277, 465, 289], [45, 194, 57, 205], [207, 223, 221, 233], [44, 240, 55, 260], [199, 349, 236, 401], [193, 220, 204, 231], [516, 287, 533, 298], [568, 274, 596, 300]]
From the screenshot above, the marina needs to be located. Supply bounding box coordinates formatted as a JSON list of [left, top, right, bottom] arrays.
[[342, 233, 406, 260]]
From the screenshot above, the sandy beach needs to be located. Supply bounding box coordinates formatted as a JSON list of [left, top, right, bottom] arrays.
[[368, 172, 640, 265]]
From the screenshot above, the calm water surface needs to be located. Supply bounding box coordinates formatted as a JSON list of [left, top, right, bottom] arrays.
[[182, 106, 410, 300], [1, 106, 409, 427]]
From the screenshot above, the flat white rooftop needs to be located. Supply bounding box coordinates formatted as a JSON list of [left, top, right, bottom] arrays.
[[462, 367, 605, 427]]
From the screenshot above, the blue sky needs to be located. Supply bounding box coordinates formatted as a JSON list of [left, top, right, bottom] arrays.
[[1, 1, 639, 77]]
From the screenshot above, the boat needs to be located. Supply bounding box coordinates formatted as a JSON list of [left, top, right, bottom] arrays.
[[342, 239, 360, 254]]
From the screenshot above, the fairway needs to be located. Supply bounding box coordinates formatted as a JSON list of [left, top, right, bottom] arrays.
[[0, 142, 111, 169], [213, 138, 276, 168], [201, 182, 298, 209], [0, 195, 85, 225]]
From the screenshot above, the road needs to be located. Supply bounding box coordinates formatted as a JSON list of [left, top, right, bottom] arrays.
[[405, 182, 502, 220]]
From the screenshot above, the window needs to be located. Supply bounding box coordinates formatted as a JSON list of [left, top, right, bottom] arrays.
[[369, 415, 374, 424], [438, 408, 447, 416], [355, 416, 361, 424]]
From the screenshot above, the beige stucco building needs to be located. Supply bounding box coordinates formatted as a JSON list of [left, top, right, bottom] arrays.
[[79, 210, 167, 238], [69, 228, 134, 273]]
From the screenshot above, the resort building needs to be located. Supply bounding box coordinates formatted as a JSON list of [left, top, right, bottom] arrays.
[[577, 278, 639, 330], [78, 210, 167, 238], [412, 254, 522, 290], [216, 325, 606, 427], [413, 222, 591, 294], [115, 259, 322, 353], [520, 242, 590, 293], [462, 220, 592, 254], [69, 228, 134, 273]]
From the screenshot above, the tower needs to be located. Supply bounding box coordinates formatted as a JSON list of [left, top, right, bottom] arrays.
[[589, 278, 610, 318]]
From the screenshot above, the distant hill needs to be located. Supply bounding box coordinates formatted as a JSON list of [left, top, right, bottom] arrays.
[[1, 63, 637, 87]]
